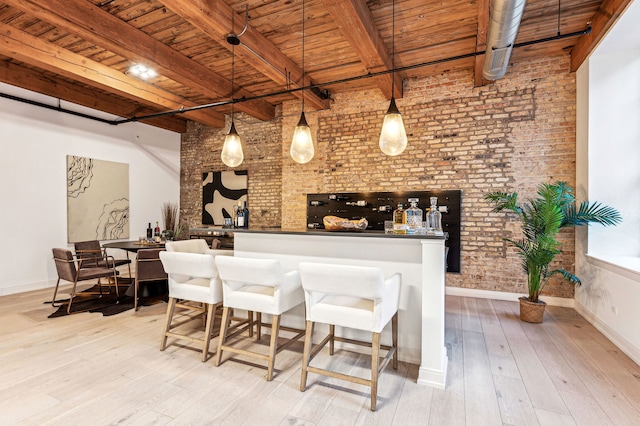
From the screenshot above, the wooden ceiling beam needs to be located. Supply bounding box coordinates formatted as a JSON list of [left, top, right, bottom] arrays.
[[3, 0, 275, 121], [159, 0, 330, 111], [0, 60, 187, 133], [570, 0, 634, 71], [321, 0, 402, 100], [474, 0, 492, 87], [0, 22, 225, 128]]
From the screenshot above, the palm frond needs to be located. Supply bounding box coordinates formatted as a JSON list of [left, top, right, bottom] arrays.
[[546, 268, 582, 286], [485, 192, 521, 214], [562, 201, 622, 227]]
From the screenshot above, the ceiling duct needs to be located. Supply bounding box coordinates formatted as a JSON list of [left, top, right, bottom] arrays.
[[482, 0, 527, 80]]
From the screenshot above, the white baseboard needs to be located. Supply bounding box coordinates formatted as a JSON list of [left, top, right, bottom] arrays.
[[574, 300, 640, 366], [445, 286, 575, 308], [0, 280, 55, 296]]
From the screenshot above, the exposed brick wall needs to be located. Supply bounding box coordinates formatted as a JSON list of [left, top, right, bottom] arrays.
[[180, 111, 283, 230], [181, 53, 577, 299]]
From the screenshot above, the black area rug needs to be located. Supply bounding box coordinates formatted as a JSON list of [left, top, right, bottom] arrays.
[[47, 282, 167, 318]]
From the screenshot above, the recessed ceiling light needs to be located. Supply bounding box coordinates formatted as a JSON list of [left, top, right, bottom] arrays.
[[129, 64, 157, 79]]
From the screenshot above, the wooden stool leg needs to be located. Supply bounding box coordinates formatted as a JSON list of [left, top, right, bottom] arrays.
[[160, 298, 177, 351], [202, 303, 217, 362], [215, 306, 232, 367], [371, 332, 381, 411], [300, 320, 314, 391], [392, 312, 398, 369], [329, 324, 335, 355], [248, 310, 254, 337], [266, 314, 281, 381], [256, 312, 262, 340]]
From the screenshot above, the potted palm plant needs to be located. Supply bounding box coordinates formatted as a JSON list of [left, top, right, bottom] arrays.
[[485, 182, 621, 323]]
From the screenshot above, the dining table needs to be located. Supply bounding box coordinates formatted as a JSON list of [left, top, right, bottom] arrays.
[[102, 240, 165, 253], [102, 240, 167, 298]]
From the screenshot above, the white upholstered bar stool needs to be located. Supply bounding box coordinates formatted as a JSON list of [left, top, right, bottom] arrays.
[[165, 238, 227, 255], [214, 256, 305, 381], [298, 262, 401, 411], [159, 251, 228, 362]]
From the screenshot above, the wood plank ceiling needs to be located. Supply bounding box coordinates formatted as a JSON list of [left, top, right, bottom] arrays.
[[0, 0, 629, 133]]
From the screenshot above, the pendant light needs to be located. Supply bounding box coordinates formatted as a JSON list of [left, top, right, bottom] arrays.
[[221, 19, 244, 168], [290, 0, 314, 164], [379, 0, 407, 156]]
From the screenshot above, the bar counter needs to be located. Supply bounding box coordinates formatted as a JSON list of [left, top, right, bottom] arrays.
[[231, 227, 448, 389]]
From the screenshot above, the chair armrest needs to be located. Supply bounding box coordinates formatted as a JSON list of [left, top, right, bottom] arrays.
[[383, 272, 401, 311], [204, 249, 233, 258], [278, 270, 302, 294]]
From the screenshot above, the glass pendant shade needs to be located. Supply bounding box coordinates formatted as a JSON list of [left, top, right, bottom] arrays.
[[221, 121, 244, 167], [290, 112, 314, 164], [379, 97, 408, 156]]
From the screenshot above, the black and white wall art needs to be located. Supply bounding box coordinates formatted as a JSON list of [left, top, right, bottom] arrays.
[[202, 170, 248, 225], [67, 155, 129, 242]]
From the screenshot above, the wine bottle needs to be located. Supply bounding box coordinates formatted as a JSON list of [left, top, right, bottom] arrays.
[[234, 202, 242, 228], [154, 221, 161, 237], [242, 201, 249, 228], [236, 207, 244, 228], [328, 194, 350, 201], [146, 223, 152, 239]]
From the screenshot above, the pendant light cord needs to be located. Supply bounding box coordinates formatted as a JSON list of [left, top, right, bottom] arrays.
[[556, 0, 561, 36], [301, 0, 305, 112], [391, 0, 395, 97], [231, 12, 235, 119]]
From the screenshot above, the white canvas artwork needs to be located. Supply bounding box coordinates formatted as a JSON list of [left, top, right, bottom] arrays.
[[67, 155, 129, 242]]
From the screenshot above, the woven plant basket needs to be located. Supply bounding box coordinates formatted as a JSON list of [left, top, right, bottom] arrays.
[[519, 297, 546, 323]]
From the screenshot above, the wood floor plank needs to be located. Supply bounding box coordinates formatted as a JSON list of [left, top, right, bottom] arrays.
[[462, 330, 502, 425], [391, 363, 434, 424], [543, 309, 640, 425], [558, 390, 614, 426], [493, 300, 570, 415], [461, 296, 483, 333], [1, 290, 639, 426], [535, 407, 577, 426], [493, 374, 539, 426], [475, 298, 521, 379], [428, 296, 465, 425]]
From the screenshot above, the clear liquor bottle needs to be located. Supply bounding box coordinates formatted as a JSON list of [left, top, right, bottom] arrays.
[[405, 198, 423, 234], [426, 197, 443, 235]]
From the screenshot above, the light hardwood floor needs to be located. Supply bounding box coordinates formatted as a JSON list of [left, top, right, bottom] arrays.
[[1, 287, 639, 425]]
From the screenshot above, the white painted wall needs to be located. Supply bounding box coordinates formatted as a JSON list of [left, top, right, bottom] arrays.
[[575, 0, 640, 365], [0, 84, 181, 295]]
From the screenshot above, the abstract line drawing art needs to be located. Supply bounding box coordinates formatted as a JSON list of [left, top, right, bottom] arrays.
[[67, 155, 129, 242], [202, 170, 248, 225]]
